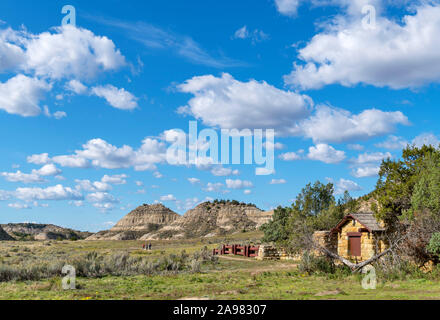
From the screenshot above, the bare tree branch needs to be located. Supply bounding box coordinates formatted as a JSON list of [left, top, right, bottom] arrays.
[[314, 233, 409, 273], [316, 245, 356, 269]]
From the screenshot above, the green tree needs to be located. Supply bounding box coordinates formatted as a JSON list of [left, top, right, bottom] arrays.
[[374, 145, 439, 227], [312, 203, 345, 232], [261, 206, 292, 244], [427, 233, 440, 259], [409, 153, 440, 218], [262, 181, 347, 251], [293, 181, 335, 217], [339, 190, 358, 213]]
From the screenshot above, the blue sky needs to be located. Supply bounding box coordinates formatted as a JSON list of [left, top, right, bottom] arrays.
[[0, 0, 439, 232]]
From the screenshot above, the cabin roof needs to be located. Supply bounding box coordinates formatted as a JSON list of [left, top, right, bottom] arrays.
[[331, 212, 385, 233]]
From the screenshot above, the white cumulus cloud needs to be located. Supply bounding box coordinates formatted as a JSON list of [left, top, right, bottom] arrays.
[[0, 74, 51, 117], [8, 202, 32, 210], [188, 178, 201, 185], [307, 144, 346, 164], [350, 151, 391, 178], [178, 73, 312, 133], [285, 4, 440, 90], [160, 194, 177, 202], [23, 25, 126, 80], [226, 179, 254, 190], [412, 133, 440, 148], [296, 106, 409, 143], [204, 182, 224, 193], [270, 179, 287, 185], [1, 164, 61, 184], [101, 174, 128, 185], [331, 178, 362, 195], [0, 24, 129, 117], [15, 184, 83, 201], [36, 164, 62, 177], [27, 153, 50, 165], [65, 80, 88, 94], [352, 166, 381, 178], [275, 0, 301, 17], [86, 192, 119, 211], [91, 85, 138, 110], [1, 171, 44, 184], [279, 152, 302, 161]]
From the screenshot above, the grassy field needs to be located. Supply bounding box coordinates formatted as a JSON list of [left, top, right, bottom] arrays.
[[0, 231, 440, 300]]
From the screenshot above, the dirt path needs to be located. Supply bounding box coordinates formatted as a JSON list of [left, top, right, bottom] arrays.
[[217, 255, 298, 273], [218, 255, 252, 262]]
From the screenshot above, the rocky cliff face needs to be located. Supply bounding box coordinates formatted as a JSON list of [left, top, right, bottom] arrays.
[[179, 202, 260, 237], [0, 226, 14, 241], [0, 223, 91, 241], [86, 203, 180, 240], [111, 203, 180, 232], [141, 201, 274, 240], [247, 209, 274, 228]]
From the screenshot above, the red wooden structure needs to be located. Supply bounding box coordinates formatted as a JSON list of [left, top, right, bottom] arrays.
[[235, 245, 246, 256], [247, 246, 260, 258], [212, 244, 260, 258]]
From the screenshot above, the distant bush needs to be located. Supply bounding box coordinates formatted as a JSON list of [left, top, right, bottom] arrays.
[[0, 261, 65, 282], [372, 255, 423, 282], [11, 232, 34, 241], [158, 230, 179, 239], [190, 260, 201, 273], [427, 233, 440, 258], [299, 252, 337, 275], [211, 199, 256, 207]]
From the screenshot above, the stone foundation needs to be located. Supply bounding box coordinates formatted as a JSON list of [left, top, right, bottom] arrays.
[[256, 245, 300, 261], [313, 231, 337, 255]]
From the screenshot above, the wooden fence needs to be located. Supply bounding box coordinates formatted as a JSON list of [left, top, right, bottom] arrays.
[[212, 244, 260, 258]]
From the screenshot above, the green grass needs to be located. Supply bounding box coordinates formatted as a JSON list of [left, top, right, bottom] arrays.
[[2, 267, 440, 300]]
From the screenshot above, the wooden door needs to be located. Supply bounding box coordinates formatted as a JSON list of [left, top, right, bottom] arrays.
[[348, 234, 361, 257]]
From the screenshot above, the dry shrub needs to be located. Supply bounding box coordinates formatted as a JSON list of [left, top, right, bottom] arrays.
[[0, 248, 218, 282]]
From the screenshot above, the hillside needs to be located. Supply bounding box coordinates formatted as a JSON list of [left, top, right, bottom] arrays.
[[0, 223, 92, 241], [138, 200, 273, 240], [86, 203, 180, 240], [0, 226, 14, 241], [111, 203, 180, 232], [88, 200, 274, 241]]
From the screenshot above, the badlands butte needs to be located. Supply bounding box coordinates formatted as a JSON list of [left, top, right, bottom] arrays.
[[87, 200, 274, 241], [0, 200, 274, 241]]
